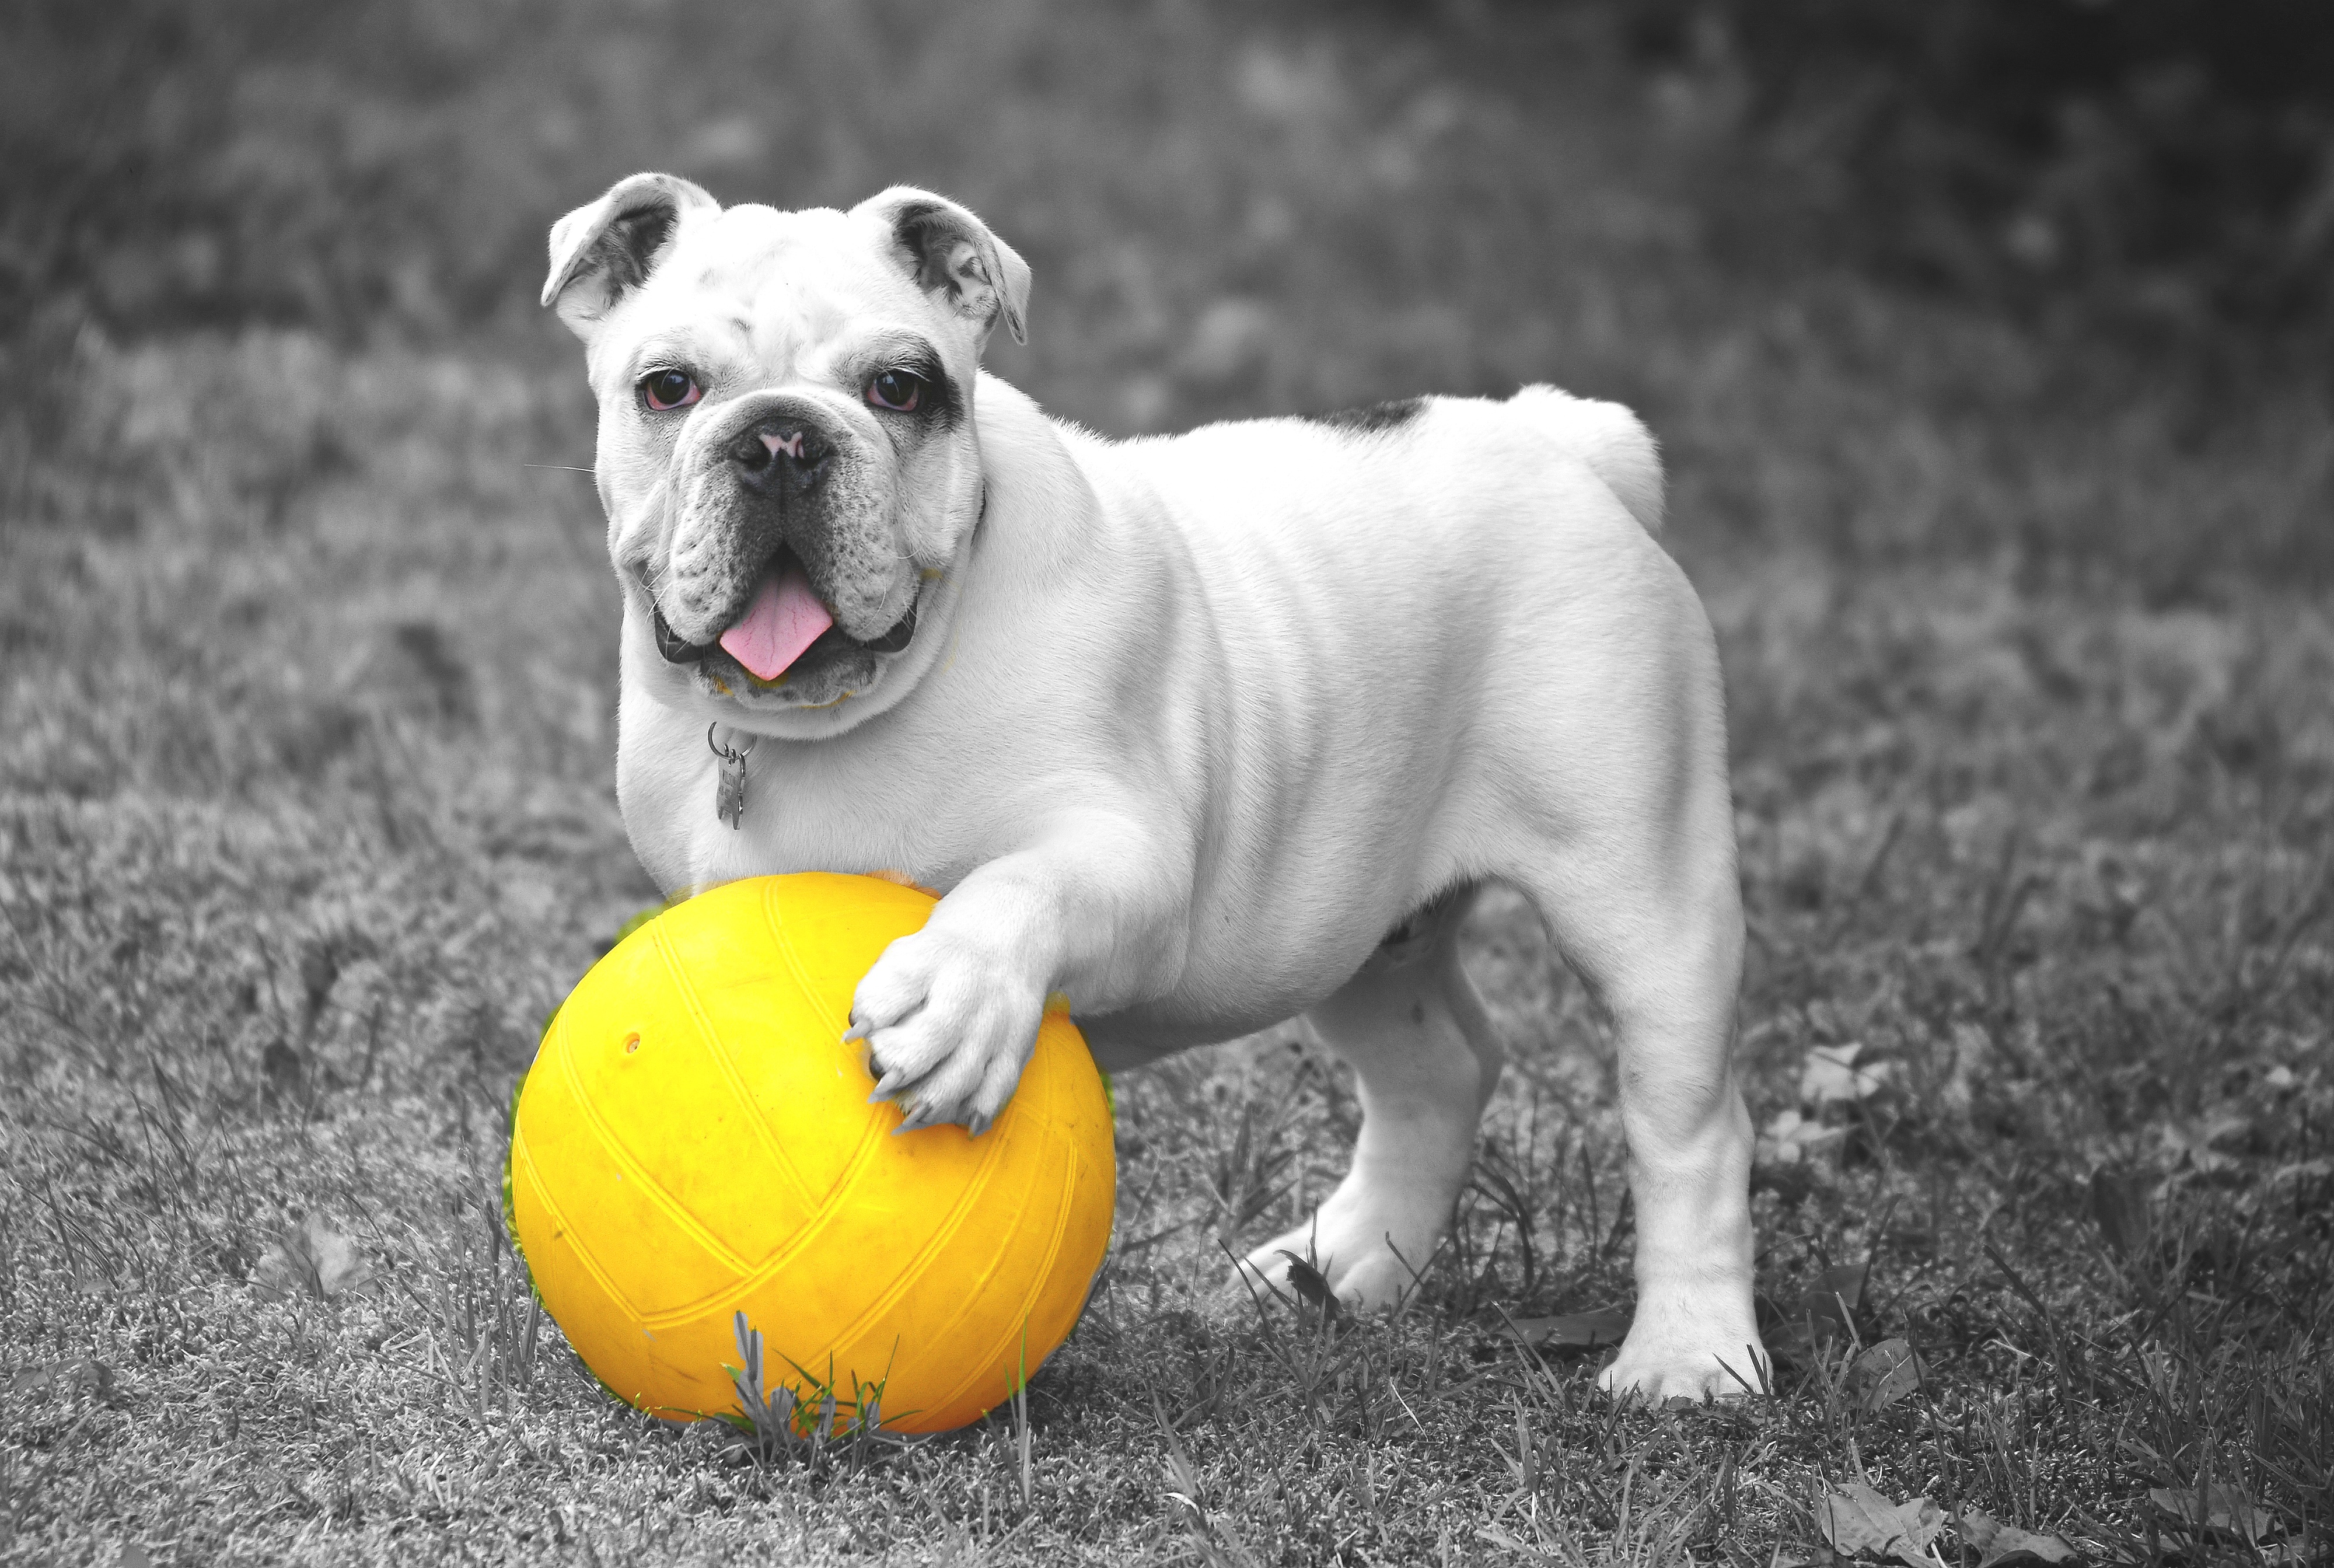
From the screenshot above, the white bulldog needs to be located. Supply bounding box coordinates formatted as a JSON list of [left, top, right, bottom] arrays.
[[542, 173, 1766, 1402]]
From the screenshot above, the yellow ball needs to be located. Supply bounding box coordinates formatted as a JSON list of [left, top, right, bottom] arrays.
[[506, 872, 1115, 1433]]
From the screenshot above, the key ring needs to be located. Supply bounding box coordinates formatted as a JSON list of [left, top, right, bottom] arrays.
[[707, 722, 757, 763], [708, 723, 757, 829]]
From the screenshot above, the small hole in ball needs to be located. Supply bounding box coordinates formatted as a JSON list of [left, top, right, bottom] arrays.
[[623, 1032, 641, 1054]]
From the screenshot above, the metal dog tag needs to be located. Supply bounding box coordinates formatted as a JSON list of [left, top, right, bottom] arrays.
[[708, 724, 755, 830]]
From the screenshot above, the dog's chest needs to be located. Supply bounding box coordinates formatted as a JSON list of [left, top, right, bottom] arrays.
[[617, 710, 988, 898]]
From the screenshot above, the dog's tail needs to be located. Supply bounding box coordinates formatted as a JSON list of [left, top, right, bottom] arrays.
[[1508, 383, 1665, 536]]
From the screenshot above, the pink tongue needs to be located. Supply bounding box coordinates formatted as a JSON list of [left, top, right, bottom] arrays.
[[718, 564, 834, 682]]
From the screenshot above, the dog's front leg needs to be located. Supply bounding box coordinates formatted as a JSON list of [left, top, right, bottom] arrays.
[[848, 819, 1184, 1134]]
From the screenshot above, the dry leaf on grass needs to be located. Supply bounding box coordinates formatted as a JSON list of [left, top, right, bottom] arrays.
[[2086, 1167, 2154, 1259], [1274, 1249, 1340, 1318], [1808, 1260, 1868, 1315], [1800, 1042, 1897, 1106], [1769, 1260, 1873, 1365], [10, 1357, 116, 1403], [1958, 1507, 2075, 1566], [2158, 1112, 2252, 1175], [251, 1213, 377, 1300], [2269, 1156, 2332, 1188], [1817, 1480, 1944, 1566], [1505, 1307, 1632, 1351], [1849, 1337, 1924, 1412], [1759, 1107, 1848, 1167], [2148, 1483, 2276, 1542]]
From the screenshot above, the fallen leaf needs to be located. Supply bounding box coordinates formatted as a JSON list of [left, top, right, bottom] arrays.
[[251, 1214, 377, 1301], [1805, 1261, 1870, 1350], [2149, 1483, 2274, 1542], [10, 1357, 114, 1402], [1959, 1507, 2075, 1566], [1763, 1261, 1875, 1366], [2087, 1167, 2153, 1260], [1801, 1043, 1896, 1106], [1274, 1249, 1339, 1318], [1809, 1261, 1867, 1312], [1818, 1481, 1942, 1566], [1940, 1021, 1993, 1114], [1507, 1307, 1632, 1350], [2158, 1113, 2251, 1174], [1760, 1108, 1847, 1167], [1850, 1338, 1924, 1412], [261, 1037, 307, 1097], [1753, 1161, 1822, 1211]]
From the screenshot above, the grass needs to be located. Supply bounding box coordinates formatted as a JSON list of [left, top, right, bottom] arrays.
[[4, 2, 2332, 1563]]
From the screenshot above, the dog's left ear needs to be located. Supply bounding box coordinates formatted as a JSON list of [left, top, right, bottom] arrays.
[[541, 172, 720, 339], [855, 187, 1030, 348]]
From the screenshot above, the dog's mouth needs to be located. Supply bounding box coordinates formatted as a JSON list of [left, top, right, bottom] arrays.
[[651, 545, 917, 686]]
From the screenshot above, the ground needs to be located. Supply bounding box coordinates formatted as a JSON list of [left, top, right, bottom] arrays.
[[2, 4, 2330, 1564]]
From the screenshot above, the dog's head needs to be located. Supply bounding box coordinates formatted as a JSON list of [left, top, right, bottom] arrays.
[[544, 174, 1028, 729]]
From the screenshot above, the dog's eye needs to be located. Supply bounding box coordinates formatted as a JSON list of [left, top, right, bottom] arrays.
[[640, 369, 701, 412], [866, 369, 924, 413]]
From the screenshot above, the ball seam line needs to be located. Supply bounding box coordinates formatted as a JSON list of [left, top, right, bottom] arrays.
[[511, 1046, 664, 1343], [761, 875, 895, 1209], [918, 1025, 1105, 1423], [623, 1067, 909, 1333], [610, 882, 962, 1335], [741, 1086, 1019, 1400], [833, 1112, 1058, 1427], [650, 901, 820, 1214], [921, 1120, 1085, 1426], [548, 972, 758, 1290]]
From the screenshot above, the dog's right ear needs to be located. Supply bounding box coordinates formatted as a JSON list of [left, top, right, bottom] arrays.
[[541, 173, 719, 339]]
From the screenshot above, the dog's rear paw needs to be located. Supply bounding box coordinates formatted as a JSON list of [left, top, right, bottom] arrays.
[[1231, 1213, 1433, 1312], [1596, 1330, 1770, 1405]]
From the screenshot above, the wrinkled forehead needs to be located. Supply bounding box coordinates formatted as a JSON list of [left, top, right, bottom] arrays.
[[592, 204, 960, 379]]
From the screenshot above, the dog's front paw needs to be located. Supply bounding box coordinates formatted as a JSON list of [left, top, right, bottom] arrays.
[[849, 926, 1046, 1135]]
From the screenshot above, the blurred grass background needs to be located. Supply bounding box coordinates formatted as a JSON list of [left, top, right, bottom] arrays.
[[4, 0, 2330, 586], [3, 3, 2331, 1563]]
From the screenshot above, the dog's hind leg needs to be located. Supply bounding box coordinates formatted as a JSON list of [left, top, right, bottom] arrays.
[[1238, 886, 1504, 1309], [1503, 647, 1768, 1403]]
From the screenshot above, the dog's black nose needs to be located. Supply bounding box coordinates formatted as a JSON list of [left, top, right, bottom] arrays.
[[730, 418, 830, 494]]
